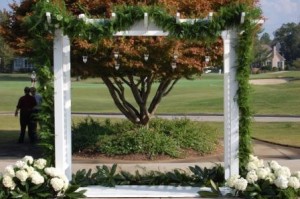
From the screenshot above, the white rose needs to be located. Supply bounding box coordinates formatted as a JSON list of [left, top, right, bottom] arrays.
[[226, 174, 240, 187], [44, 167, 61, 177], [246, 170, 258, 184], [269, 161, 281, 171], [4, 166, 15, 177], [274, 176, 289, 189], [50, 177, 65, 192], [288, 176, 300, 189], [26, 166, 35, 176], [2, 175, 16, 189], [15, 160, 26, 169], [275, 166, 291, 178], [22, 156, 34, 165], [16, 169, 29, 182], [30, 171, 45, 185], [293, 171, 300, 180], [34, 158, 47, 170], [246, 162, 258, 171], [256, 168, 270, 180], [249, 154, 259, 162], [265, 173, 276, 184], [255, 159, 264, 168], [234, 178, 248, 191], [58, 174, 69, 191]]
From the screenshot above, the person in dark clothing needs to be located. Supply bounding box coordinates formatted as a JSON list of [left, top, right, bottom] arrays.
[[30, 87, 42, 137], [15, 87, 37, 143]]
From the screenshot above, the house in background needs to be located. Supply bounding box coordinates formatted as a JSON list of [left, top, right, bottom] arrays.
[[13, 57, 34, 72], [262, 43, 285, 70]]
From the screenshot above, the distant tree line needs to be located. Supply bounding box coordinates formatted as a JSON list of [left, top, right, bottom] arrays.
[[253, 22, 300, 71]]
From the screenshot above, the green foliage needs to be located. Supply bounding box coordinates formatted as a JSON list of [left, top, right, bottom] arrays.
[[71, 164, 225, 187], [72, 117, 111, 152], [292, 58, 300, 70], [190, 164, 225, 187], [235, 6, 261, 169], [273, 22, 300, 65], [72, 118, 219, 159]]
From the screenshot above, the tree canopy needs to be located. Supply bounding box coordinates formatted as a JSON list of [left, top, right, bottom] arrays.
[[273, 22, 300, 66]]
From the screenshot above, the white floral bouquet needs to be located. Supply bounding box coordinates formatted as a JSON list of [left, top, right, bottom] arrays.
[[0, 156, 85, 198], [226, 155, 300, 198]]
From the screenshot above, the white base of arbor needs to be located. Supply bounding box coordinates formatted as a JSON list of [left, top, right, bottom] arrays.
[[79, 185, 232, 198]]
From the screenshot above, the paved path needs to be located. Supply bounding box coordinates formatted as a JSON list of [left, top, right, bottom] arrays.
[[1, 112, 300, 122], [72, 113, 300, 122]]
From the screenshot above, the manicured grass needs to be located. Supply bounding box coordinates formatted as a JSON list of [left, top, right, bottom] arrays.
[[1, 72, 300, 147], [250, 80, 300, 115], [1, 72, 299, 115], [251, 122, 300, 147], [250, 71, 300, 79]]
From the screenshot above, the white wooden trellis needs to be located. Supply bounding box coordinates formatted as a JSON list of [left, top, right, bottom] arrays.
[[53, 12, 247, 181]]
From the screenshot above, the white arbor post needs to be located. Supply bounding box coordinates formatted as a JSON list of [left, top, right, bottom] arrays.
[[222, 29, 239, 179], [54, 29, 72, 180]]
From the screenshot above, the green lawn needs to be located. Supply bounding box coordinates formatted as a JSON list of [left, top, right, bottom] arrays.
[[2, 71, 299, 115], [1, 71, 300, 147]]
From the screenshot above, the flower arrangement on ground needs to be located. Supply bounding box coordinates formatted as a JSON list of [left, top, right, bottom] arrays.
[[227, 155, 300, 198], [0, 156, 85, 198]]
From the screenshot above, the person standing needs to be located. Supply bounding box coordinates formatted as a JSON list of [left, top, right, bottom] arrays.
[[30, 87, 42, 136], [15, 87, 37, 143], [30, 71, 37, 87]]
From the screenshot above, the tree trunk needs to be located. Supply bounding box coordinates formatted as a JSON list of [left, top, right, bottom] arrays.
[[101, 74, 179, 126]]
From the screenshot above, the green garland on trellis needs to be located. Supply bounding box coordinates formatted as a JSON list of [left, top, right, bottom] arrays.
[[25, 0, 261, 168]]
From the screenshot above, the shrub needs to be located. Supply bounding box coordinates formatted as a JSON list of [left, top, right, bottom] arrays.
[[72, 117, 113, 153], [72, 118, 220, 159]]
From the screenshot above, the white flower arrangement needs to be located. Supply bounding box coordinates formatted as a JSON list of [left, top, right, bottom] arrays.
[[0, 156, 85, 198], [226, 155, 300, 198]]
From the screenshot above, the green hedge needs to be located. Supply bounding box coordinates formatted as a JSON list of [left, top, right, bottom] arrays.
[[72, 118, 219, 159]]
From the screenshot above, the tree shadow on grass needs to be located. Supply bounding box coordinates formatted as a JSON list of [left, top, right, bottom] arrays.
[[0, 130, 42, 159], [0, 75, 29, 82]]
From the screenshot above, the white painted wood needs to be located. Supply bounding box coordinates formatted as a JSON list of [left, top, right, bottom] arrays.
[[113, 19, 169, 36], [54, 29, 72, 180], [79, 185, 232, 198], [222, 30, 239, 180], [63, 35, 72, 180]]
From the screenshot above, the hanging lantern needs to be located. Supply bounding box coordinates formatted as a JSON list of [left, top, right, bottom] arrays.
[[46, 12, 51, 24], [115, 63, 120, 70], [205, 56, 210, 63], [114, 51, 119, 59], [171, 61, 177, 70], [144, 53, 149, 61], [82, 56, 88, 63], [173, 53, 178, 60]]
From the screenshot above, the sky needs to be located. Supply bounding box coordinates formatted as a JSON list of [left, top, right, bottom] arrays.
[[0, 0, 300, 38]]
